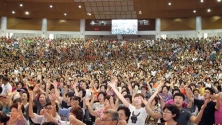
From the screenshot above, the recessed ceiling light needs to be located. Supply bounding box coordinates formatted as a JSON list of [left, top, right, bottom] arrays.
[[50, 5, 53, 8], [218, 0, 221, 2], [79, 5, 81, 8], [201, 0, 204, 2], [168, 2, 171, 5], [20, 4, 23, 7], [87, 13, 91, 16], [193, 10, 196, 13], [25, 11, 29, 15], [207, 9, 211, 12], [12, 11, 15, 14], [138, 10, 142, 14], [64, 13, 67, 16]]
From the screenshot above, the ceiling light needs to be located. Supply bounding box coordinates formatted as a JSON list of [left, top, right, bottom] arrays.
[[207, 9, 211, 12], [25, 11, 29, 15], [87, 13, 91, 16], [168, 2, 171, 5], [20, 4, 23, 7], [138, 10, 142, 14], [201, 0, 204, 2], [79, 5, 81, 8], [64, 13, 67, 16], [218, 0, 221, 2], [12, 11, 15, 14], [50, 5, 53, 8], [193, 10, 196, 13]]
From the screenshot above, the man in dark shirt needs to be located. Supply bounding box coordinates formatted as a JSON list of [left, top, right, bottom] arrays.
[[187, 87, 221, 125]]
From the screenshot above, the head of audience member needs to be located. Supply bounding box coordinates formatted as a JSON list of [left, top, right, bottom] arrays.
[[69, 106, 83, 121], [162, 85, 169, 95], [100, 109, 119, 125], [104, 95, 114, 109], [193, 89, 200, 98], [133, 93, 145, 107], [117, 106, 131, 121], [10, 103, 25, 116], [189, 83, 196, 91], [204, 87, 214, 99], [141, 86, 148, 95], [2, 77, 9, 85], [172, 89, 180, 95], [124, 94, 132, 104], [78, 88, 86, 99], [162, 104, 180, 122], [197, 82, 204, 88], [21, 91, 29, 103], [97, 92, 106, 103], [80, 80, 87, 90], [38, 93, 47, 106], [65, 92, 74, 104], [43, 102, 59, 115], [70, 96, 81, 108], [173, 93, 185, 109], [16, 81, 24, 90], [100, 85, 107, 92], [151, 96, 160, 106], [0, 111, 10, 125]]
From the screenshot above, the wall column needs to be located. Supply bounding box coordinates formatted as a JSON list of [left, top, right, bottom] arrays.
[[196, 16, 202, 38], [42, 18, 47, 38], [155, 18, 161, 40], [80, 19, 85, 41], [1, 17, 7, 37]]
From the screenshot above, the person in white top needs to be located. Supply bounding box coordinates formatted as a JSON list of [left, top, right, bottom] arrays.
[[0, 77, 12, 96], [108, 77, 150, 125]]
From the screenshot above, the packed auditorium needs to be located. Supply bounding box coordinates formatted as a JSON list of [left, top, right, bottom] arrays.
[[0, 0, 222, 125]]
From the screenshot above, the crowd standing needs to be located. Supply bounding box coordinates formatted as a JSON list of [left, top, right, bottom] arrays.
[[0, 36, 222, 125]]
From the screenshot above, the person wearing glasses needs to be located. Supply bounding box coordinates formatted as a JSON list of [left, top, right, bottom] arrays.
[[160, 104, 180, 125], [95, 109, 120, 125]]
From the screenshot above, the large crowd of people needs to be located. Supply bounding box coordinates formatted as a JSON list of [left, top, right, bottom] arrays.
[[0, 36, 222, 125]]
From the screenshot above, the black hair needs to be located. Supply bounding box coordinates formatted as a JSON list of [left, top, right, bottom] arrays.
[[193, 89, 200, 94], [78, 88, 86, 97], [117, 106, 131, 121], [16, 81, 24, 88], [97, 92, 107, 99], [124, 94, 132, 103], [162, 85, 170, 91], [45, 102, 59, 112], [172, 89, 180, 95], [163, 104, 180, 121], [0, 86, 2, 93], [10, 103, 25, 114], [205, 87, 214, 94], [104, 95, 115, 103], [65, 92, 74, 98], [0, 111, 10, 125], [71, 96, 81, 102], [22, 91, 30, 101], [42, 122, 58, 125], [2, 76, 9, 82], [100, 85, 107, 90], [121, 86, 130, 94], [173, 93, 185, 100]]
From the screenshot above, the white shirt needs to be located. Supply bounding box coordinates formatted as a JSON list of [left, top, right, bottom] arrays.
[[1, 83, 12, 95], [31, 113, 61, 125], [128, 104, 148, 125]]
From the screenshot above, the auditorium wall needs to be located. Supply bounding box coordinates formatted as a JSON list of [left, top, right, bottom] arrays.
[[47, 19, 80, 31]]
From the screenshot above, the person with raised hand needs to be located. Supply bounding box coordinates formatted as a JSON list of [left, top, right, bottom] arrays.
[[108, 76, 148, 125]]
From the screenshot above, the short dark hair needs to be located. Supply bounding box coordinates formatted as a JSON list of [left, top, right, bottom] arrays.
[[124, 94, 132, 103], [65, 92, 74, 98], [2, 77, 9, 82], [0, 111, 10, 124], [162, 85, 169, 91], [70, 106, 83, 121], [163, 104, 180, 121], [10, 103, 25, 114], [45, 102, 59, 112], [205, 87, 214, 94], [42, 122, 58, 125], [71, 96, 81, 102], [78, 88, 86, 97], [172, 89, 180, 95], [173, 93, 185, 100], [97, 92, 107, 99], [193, 89, 200, 94], [117, 106, 131, 121], [16, 81, 24, 88], [0, 86, 2, 93], [134, 93, 144, 98]]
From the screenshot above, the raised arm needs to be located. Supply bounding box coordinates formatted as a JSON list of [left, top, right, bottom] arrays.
[[108, 77, 130, 107], [28, 91, 34, 118], [84, 98, 99, 117]]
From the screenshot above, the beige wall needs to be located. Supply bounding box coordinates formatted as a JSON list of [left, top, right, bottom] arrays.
[[202, 16, 222, 30], [47, 19, 80, 31], [161, 17, 196, 31]]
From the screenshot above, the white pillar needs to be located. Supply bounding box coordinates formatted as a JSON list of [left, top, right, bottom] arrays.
[[1, 17, 7, 37], [42, 18, 47, 38], [155, 18, 161, 40], [196, 16, 202, 38], [117, 34, 123, 40], [80, 19, 85, 41]]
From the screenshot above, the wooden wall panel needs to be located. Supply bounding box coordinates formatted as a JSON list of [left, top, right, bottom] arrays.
[[202, 16, 222, 30], [161, 17, 196, 31], [47, 19, 80, 31], [7, 17, 42, 30]]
